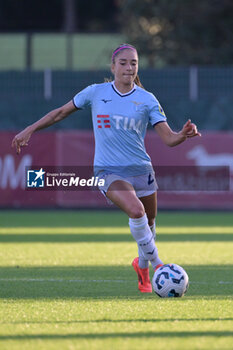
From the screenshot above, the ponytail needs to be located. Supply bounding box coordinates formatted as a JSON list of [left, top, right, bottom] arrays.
[[134, 74, 144, 89]]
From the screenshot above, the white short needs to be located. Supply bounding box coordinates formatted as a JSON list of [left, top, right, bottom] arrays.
[[98, 172, 158, 204]]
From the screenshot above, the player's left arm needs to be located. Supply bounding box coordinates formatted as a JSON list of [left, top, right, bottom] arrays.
[[154, 119, 201, 147]]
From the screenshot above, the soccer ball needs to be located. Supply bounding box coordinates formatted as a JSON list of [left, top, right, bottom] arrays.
[[152, 264, 189, 298]]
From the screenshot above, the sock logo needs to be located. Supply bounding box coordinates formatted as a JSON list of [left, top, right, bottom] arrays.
[[139, 236, 153, 247], [146, 249, 155, 255]]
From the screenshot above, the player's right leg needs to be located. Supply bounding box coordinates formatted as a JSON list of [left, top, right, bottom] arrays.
[[106, 180, 162, 292], [139, 193, 163, 269]]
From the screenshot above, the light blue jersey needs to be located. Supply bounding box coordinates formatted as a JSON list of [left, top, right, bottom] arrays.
[[73, 81, 167, 176]]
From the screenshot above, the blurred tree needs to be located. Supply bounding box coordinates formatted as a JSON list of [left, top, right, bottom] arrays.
[[0, 0, 120, 32], [76, 0, 119, 32], [63, 0, 77, 33], [119, 0, 233, 66], [0, 0, 63, 31]]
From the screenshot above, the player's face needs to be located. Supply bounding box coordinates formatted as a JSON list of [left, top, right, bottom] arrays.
[[111, 49, 138, 88]]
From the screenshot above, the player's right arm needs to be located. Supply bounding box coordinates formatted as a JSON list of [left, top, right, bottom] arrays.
[[12, 100, 78, 154]]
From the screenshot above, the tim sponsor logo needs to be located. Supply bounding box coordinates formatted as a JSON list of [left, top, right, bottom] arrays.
[[113, 115, 142, 132]]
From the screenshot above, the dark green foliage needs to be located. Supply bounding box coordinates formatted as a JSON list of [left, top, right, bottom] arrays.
[[120, 0, 233, 66]]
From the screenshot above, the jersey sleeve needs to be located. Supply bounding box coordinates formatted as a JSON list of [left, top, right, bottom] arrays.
[[148, 94, 167, 127], [73, 84, 96, 109]]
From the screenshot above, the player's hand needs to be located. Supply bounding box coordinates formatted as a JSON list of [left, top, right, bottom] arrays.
[[181, 119, 201, 138], [11, 128, 32, 154]]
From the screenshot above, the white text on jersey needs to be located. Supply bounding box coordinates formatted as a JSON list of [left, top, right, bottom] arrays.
[[112, 115, 142, 132]]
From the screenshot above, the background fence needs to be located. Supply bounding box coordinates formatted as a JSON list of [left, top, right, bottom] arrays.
[[1, 68, 233, 131]]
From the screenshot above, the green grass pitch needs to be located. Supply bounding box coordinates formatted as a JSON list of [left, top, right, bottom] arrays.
[[0, 210, 232, 350]]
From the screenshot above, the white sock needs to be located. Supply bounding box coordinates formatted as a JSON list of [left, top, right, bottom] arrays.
[[129, 214, 162, 270], [138, 220, 156, 268], [138, 220, 156, 269], [138, 247, 149, 269]]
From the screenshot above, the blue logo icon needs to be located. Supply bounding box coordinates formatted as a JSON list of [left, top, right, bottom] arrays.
[[27, 168, 45, 188]]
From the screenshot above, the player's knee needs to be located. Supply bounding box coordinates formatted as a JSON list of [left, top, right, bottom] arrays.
[[128, 205, 145, 219]]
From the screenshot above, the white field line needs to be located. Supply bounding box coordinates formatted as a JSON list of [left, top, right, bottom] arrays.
[[0, 278, 232, 285], [0, 278, 129, 283]]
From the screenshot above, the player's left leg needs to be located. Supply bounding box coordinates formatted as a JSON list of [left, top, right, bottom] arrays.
[[139, 192, 163, 269], [139, 192, 157, 240]]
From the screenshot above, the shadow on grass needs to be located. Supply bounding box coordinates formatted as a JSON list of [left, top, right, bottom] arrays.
[[1, 317, 233, 325], [0, 233, 232, 243], [0, 331, 232, 340], [0, 265, 232, 299], [1, 211, 233, 228]]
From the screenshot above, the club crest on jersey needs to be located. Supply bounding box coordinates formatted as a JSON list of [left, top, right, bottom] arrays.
[[131, 101, 143, 106], [131, 101, 144, 111]]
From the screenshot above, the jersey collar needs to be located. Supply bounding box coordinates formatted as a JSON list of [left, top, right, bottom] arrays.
[[111, 81, 136, 97]]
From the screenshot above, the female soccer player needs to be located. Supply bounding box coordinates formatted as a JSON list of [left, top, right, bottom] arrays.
[[12, 44, 201, 293]]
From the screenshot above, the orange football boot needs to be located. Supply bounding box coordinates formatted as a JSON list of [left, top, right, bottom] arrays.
[[132, 257, 152, 293]]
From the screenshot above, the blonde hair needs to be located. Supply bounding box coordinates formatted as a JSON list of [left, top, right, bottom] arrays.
[[109, 43, 144, 89]]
